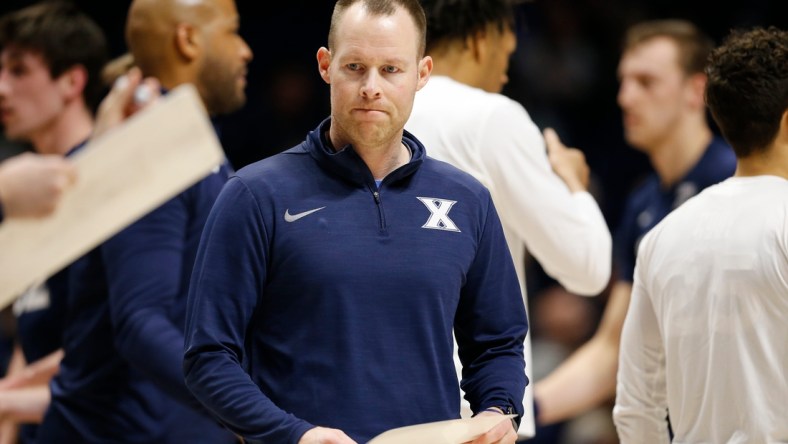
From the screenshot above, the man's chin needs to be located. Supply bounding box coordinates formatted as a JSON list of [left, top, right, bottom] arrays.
[[214, 97, 246, 116], [2, 129, 26, 142], [625, 137, 652, 153]]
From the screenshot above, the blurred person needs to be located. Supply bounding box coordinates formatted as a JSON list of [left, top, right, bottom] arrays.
[[0, 3, 107, 442], [0, 51, 138, 226], [534, 19, 736, 425], [0, 66, 163, 444], [405, 0, 612, 437], [183, 1, 527, 443], [614, 26, 788, 442], [35, 0, 252, 442]]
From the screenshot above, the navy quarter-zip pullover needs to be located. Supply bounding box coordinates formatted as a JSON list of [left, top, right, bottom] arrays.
[[184, 118, 529, 443]]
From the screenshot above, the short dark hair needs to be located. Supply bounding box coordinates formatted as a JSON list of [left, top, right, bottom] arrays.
[[623, 19, 714, 76], [705, 27, 788, 158], [0, 1, 108, 113], [329, 0, 427, 57], [419, 0, 516, 54]]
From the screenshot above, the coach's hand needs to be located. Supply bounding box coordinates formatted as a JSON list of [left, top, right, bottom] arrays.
[[463, 410, 517, 444], [298, 426, 357, 444]]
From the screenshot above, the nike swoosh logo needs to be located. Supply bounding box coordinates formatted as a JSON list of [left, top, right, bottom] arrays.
[[284, 207, 326, 222]]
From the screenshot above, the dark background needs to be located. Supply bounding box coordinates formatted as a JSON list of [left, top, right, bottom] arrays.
[[1, 0, 785, 230]]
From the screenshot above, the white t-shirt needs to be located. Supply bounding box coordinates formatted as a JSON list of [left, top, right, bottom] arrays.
[[407, 75, 612, 437], [615, 175, 788, 443]]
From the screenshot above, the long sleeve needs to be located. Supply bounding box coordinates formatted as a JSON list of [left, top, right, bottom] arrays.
[[183, 177, 313, 444], [479, 101, 611, 295], [454, 195, 529, 419], [613, 239, 670, 443], [101, 196, 200, 409]]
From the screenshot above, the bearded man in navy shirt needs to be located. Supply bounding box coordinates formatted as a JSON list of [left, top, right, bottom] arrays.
[[36, 0, 253, 442]]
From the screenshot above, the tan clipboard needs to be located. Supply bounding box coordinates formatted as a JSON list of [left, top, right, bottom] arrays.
[[368, 414, 517, 444], [0, 84, 224, 308]]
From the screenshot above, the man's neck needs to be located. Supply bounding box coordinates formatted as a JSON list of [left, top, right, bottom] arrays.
[[31, 105, 93, 156], [735, 142, 788, 180], [359, 142, 411, 180], [649, 118, 713, 187], [328, 129, 410, 180]]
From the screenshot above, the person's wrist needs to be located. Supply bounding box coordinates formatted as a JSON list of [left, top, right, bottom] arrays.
[[562, 175, 585, 193], [482, 405, 518, 432]]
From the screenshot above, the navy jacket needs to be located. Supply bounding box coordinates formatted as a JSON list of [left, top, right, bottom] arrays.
[[615, 137, 736, 281], [184, 118, 528, 443]]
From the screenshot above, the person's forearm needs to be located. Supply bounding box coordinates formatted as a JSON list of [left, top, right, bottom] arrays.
[[115, 310, 199, 408], [0, 385, 50, 423], [184, 349, 314, 443], [535, 282, 632, 425], [534, 336, 618, 425], [481, 117, 612, 296], [0, 419, 19, 444]]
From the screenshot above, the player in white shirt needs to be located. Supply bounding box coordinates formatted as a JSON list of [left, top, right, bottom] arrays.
[[614, 26, 788, 443], [406, 0, 612, 438], [534, 20, 735, 427]]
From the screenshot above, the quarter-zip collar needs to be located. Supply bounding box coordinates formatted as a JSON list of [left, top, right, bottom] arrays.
[[305, 117, 425, 188]]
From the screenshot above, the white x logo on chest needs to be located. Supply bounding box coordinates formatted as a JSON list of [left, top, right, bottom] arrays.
[[417, 197, 461, 232]]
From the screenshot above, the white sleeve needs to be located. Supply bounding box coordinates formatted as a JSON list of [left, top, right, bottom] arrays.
[[613, 234, 670, 443], [479, 100, 611, 295]]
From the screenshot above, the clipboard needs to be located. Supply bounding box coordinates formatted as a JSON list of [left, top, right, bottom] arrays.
[[0, 84, 224, 308], [368, 414, 517, 444]]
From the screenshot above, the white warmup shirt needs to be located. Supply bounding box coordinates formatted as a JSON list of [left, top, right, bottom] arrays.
[[407, 75, 612, 437], [615, 176, 788, 443]]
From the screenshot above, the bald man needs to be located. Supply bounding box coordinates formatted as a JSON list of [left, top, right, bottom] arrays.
[[36, 0, 252, 442], [125, 0, 250, 116]]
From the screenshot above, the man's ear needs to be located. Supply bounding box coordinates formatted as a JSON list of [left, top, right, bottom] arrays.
[[686, 72, 708, 110], [58, 64, 88, 102], [416, 56, 432, 91], [466, 28, 488, 63], [317, 47, 331, 84], [175, 23, 200, 61]]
